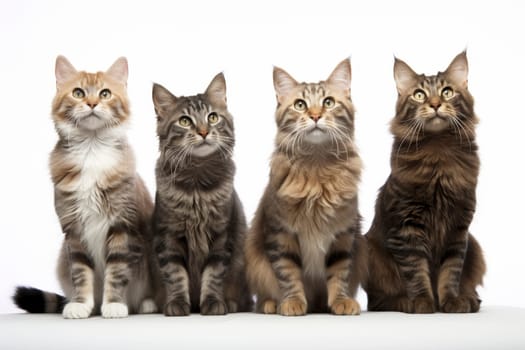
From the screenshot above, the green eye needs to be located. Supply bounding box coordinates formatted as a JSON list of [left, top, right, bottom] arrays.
[[294, 99, 307, 111], [323, 97, 335, 109], [99, 89, 112, 99], [413, 89, 427, 102], [72, 88, 85, 99], [179, 116, 192, 127], [441, 87, 454, 100], [208, 112, 219, 124]]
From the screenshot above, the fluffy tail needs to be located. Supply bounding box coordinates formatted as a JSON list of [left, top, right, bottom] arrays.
[[13, 286, 66, 313]]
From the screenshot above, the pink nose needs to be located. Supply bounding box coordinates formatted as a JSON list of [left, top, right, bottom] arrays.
[[198, 129, 208, 138], [310, 114, 321, 122], [429, 97, 441, 110]]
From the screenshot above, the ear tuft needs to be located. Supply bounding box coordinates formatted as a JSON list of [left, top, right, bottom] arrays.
[[326, 58, 351, 92], [106, 57, 128, 85], [205, 72, 227, 107], [445, 51, 468, 88], [55, 55, 78, 86], [393, 57, 419, 94], [273, 66, 298, 102], [152, 83, 177, 119]]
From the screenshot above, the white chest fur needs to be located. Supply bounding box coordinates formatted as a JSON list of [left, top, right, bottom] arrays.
[[67, 132, 124, 270], [299, 231, 334, 280]]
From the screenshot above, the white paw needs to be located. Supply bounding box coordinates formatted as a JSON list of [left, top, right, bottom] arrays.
[[63, 302, 92, 319], [139, 298, 158, 314], [101, 302, 128, 318]]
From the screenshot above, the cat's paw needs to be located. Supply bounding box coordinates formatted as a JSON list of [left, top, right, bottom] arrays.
[[164, 299, 190, 316], [101, 302, 129, 318], [200, 297, 227, 315], [410, 296, 436, 314], [139, 298, 158, 314], [278, 297, 307, 316], [226, 300, 238, 313], [441, 295, 480, 313], [330, 297, 361, 315], [261, 300, 277, 314], [62, 302, 92, 319]]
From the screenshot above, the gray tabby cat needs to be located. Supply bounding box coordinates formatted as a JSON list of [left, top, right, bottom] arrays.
[[13, 56, 162, 318], [152, 73, 251, 315]]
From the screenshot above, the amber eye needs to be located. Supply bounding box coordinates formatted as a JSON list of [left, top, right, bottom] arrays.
[[441, 87, 454, 100], [179, 116, 192, 127], [323, 97, 335, 109], [99, 89, 112, 100], [294, 99, 307, 111], [413, 89, 427, 102], [208, 112, 219, 124], [72, 88, 85, 99]]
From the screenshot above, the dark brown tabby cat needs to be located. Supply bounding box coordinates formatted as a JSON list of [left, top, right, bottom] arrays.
[[245, 59, 366, 316], [13, 56, 161, 318], [364, 51, 486, 313], [152, 73, 251, 316]]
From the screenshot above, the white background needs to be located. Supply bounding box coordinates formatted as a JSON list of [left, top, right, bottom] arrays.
[[0, 0, 523, 314]]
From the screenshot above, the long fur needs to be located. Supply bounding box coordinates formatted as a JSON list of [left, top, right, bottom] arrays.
[[246, 59, 366, 315], [364, 52, 486, 313]]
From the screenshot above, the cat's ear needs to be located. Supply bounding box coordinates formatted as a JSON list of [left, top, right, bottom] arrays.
[[106, 57, 128, 85], [152, 83, 178, 119], [273, 66, 298, 103], [444, 51, 468, 88], [327, 58, 352, 94], [55, 55, 78, 87], [393, 57, 419, 95], [205, 72, 227, 108]]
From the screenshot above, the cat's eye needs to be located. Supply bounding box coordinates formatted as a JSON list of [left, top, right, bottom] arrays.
[[178, 116, 192, 127], [208, 112, 219, 124], [441, 87, 454, 100], [99, 89, 112, 100], [323, 97, 335, 109], [72, 88, 85, 99], [412, 89, 427, 102], [294, 99, 307, 111]]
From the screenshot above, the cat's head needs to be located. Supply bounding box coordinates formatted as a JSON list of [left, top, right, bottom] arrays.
[[152, 73, 234, 160], [391, 51, 476, 139], [273, 59, 355, 158], [52, 56, 130, 135]]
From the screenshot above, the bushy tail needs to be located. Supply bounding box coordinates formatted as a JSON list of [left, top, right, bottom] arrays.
[[13, 286, 66, 313]]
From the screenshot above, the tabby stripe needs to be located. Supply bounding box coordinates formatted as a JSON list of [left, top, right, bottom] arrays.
[[106, 253, 129, 264], [326, 250, 352, 267], [158, 254, 186, 268], [70, 252, 94, 269]]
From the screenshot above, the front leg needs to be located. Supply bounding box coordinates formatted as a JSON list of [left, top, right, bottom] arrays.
[[155, 231, 190, 316], [265, 230, 307, 316], [326, 231, 361, 315], [200, 232, 230, 315], [386, 225, 435, 313], [62, 234, 95, 319], [101, 228, 134, 318], [438, 231, 471, 313]]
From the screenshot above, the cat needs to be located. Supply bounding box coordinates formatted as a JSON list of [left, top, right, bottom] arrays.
[[245, 59, 366, 316], [151, 72, 251, 315], [364, 51, 486, 313], [13, 55, 162, 318]]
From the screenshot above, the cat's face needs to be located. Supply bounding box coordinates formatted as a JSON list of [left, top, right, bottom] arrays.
[[273, 59, 355, 157], [153, 73, 234, 160], [392, 51, 476, 138], [52, 56, 130, 134]]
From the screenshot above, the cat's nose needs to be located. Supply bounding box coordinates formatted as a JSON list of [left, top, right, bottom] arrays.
[[429, 97, 441, 110], [310, 114, 321, 122], [87, 102, 98, 109], [198, 129, 209, 139]]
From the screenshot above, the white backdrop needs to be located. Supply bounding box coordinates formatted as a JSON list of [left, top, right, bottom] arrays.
[[1, 0, 523, 314]]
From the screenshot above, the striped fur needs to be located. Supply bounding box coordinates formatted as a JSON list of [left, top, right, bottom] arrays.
[[152, 73, 251, 316], [246, 59, 366, 315], [364, 52, 486, 313], [14, 56, 162, 318]]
